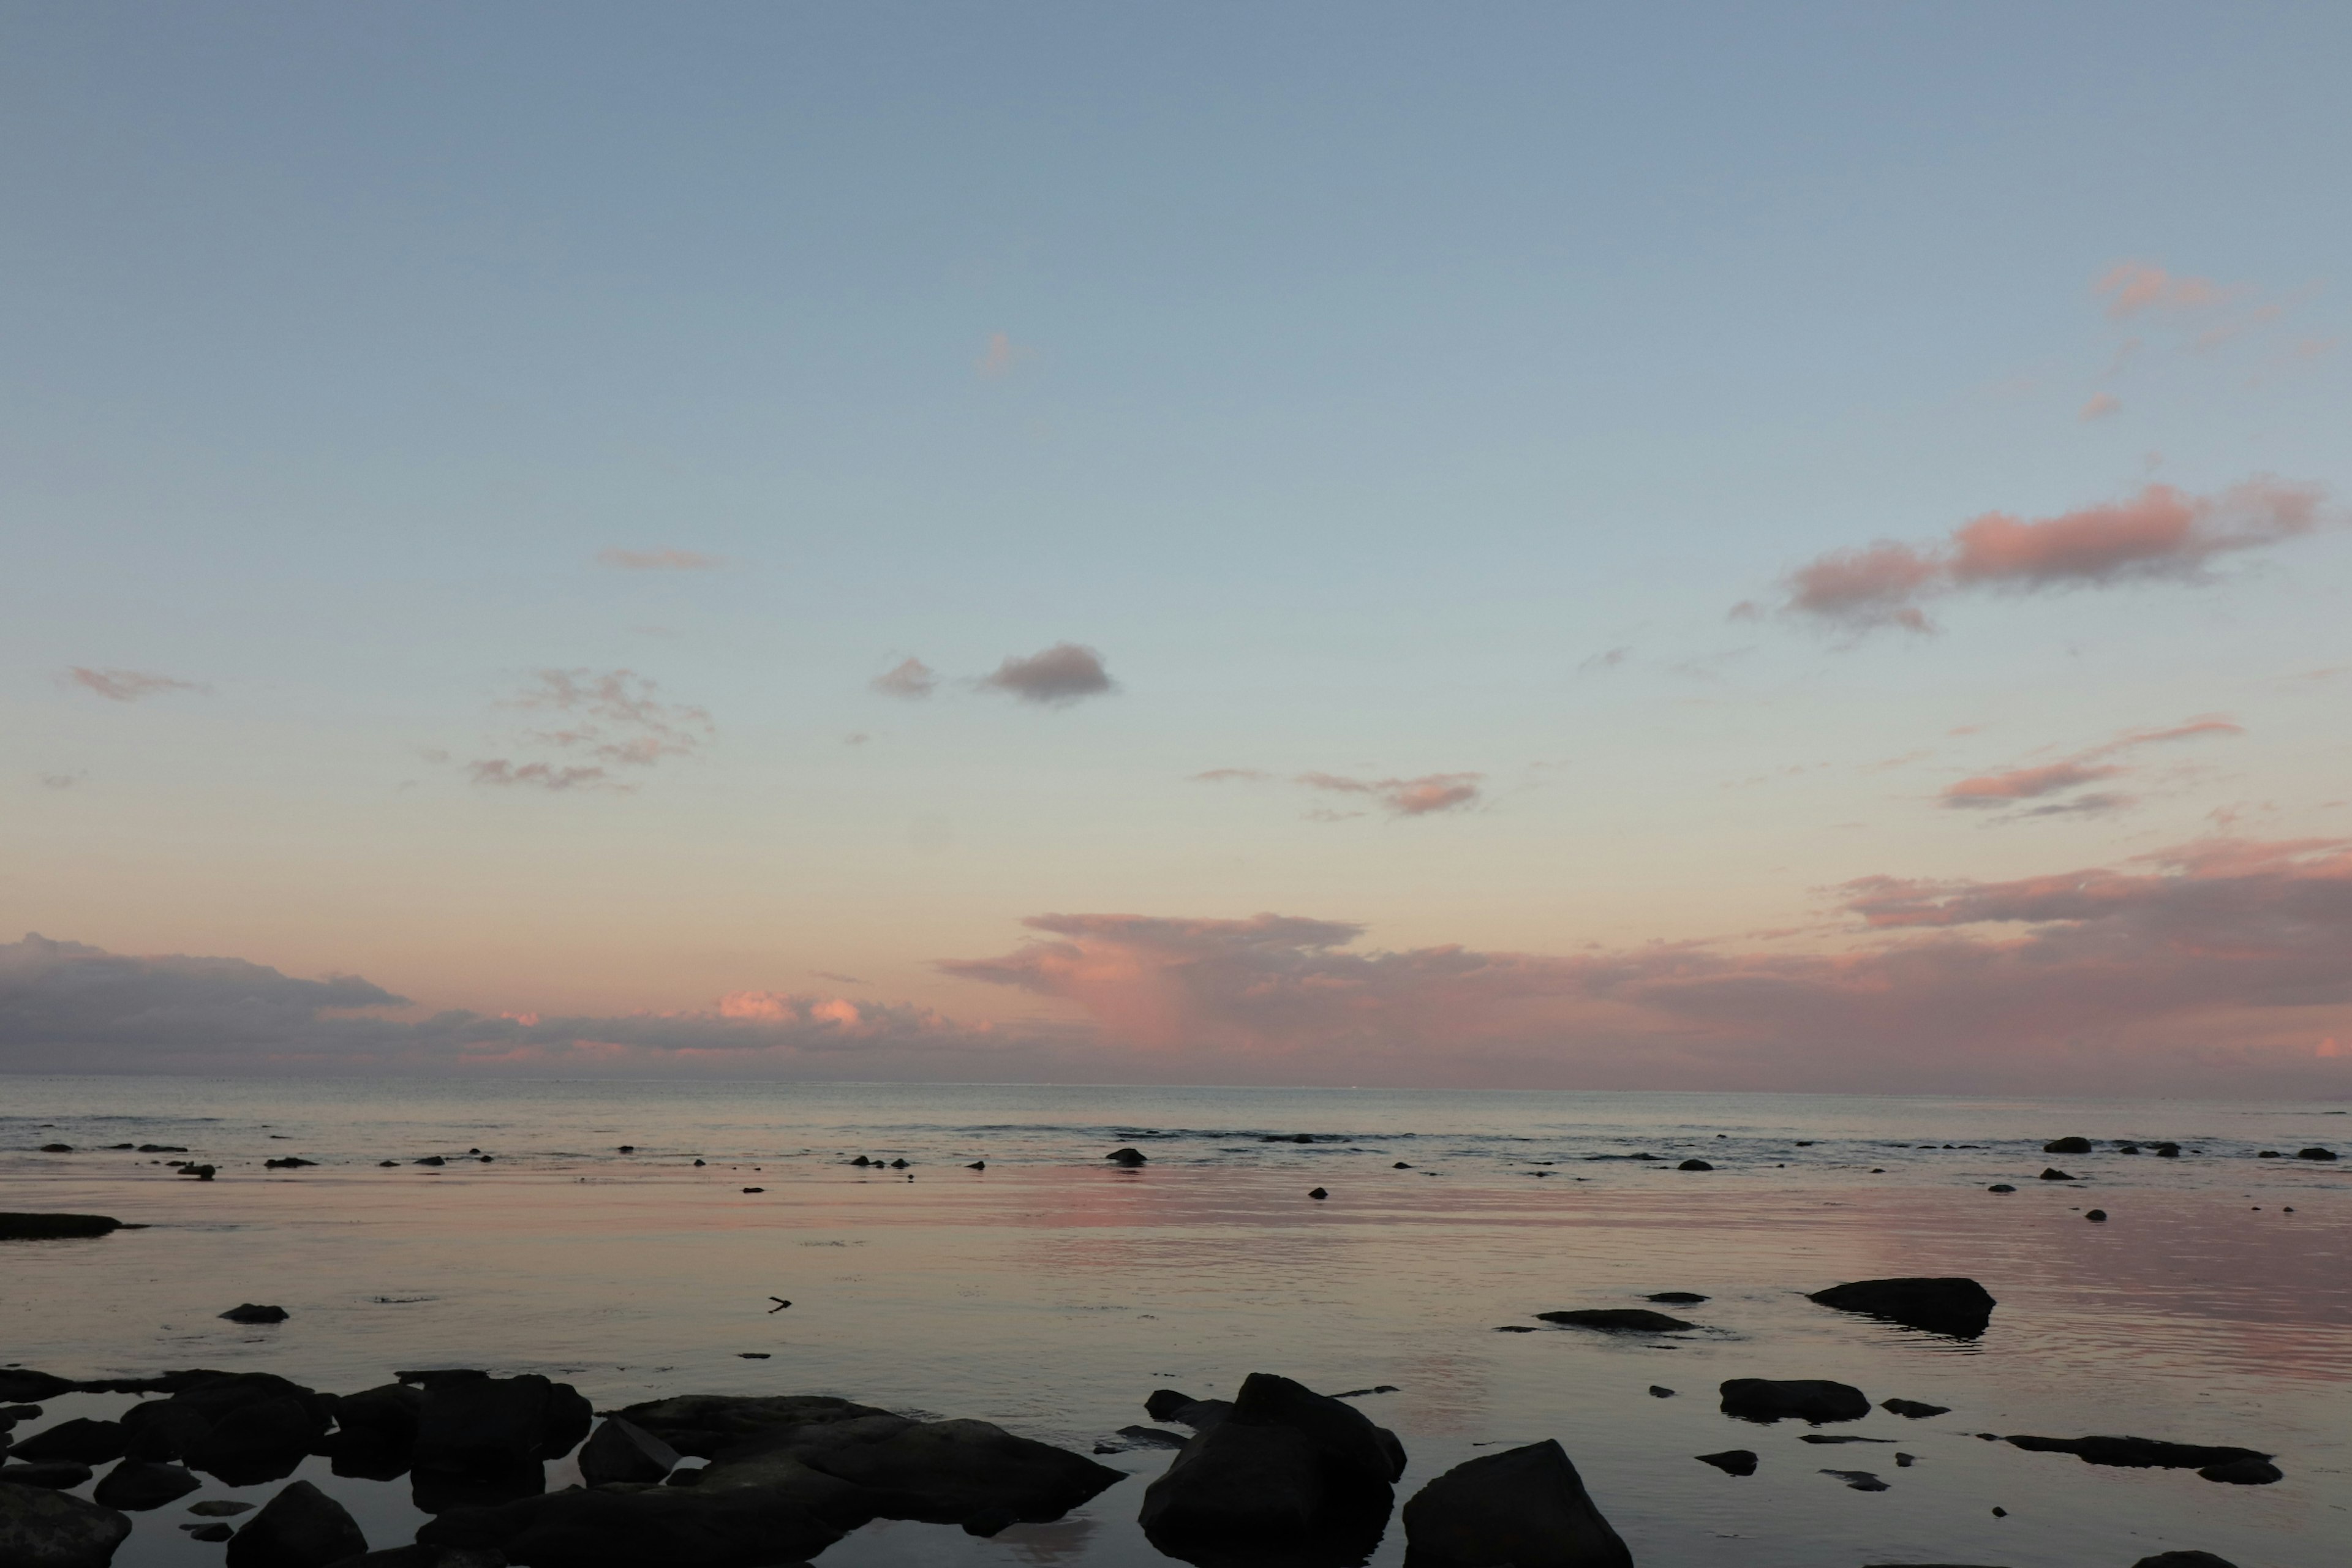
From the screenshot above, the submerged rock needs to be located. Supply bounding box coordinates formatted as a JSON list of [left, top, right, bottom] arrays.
[[0, 1480, 133, 1567], [2043, 1137, 2094, 1154], [92, 1459, 202, 1511], [2198, 1458, 2282, 1485], [1880, 1399, 1950, 1419], [2039, 1168, 2074, 1181], [221, 1304, 291, 1325], [0, 1213, 123, 1241], [2296, 1147, 2338, 1161], [1719, 1379, 1869, 1425], [1820, 1468, 1887, 1491], [323, 1384, 424, 1480], [1693, 1450, 1756, 1477], [1400, 1438, 1630, 1568], [10, 1419, 126, 1466], [0, 1373, 75, 1404], [1646, 1292, 1707, 1304], [420, 1480, 843, 1567], [1533, 1310, 1694, 1333], [1140, 1373, 1404, 1566], [2004, 1435, 2271, 1474], [225, 1479, 368, 1568], [1106, 1148, 1148, 1167], [0, 1464, 94, 1491], [1806, 1277, 1996, 1338], [1144, 1392, 1234, 1433]]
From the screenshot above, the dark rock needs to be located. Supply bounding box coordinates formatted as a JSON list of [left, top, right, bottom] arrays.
[[2119, 1143, 2141, 1153], [0, 1464, 94, 1490], [1646, 1292, 1706, 1303], [967, 1161, 985, 1170], [850, 1156, 870, 1166], [186, 1395, 333, 1486], [1893, 1452, 1914, 1467], [409, 1466, 545, 1518], [2198, 1458, 2282, 1485], [181, 1165, 217, 1179], [38, 1144, 72, 1153], [578, 1419, 679, 1487], [888, 1159, 909, 1170], [792, 1416, 1124, 1532], [225, 1479, 368, 1568], [2132, 1555, 2239, 1568], [2004, 1435, 2270, 1471], [1393, 1162, 1412, 1169], [1881, 1399, 1950, 1419], [616, 1146, 635, 1154], [1494, 1326, 1538, 1333], [2257, 1150, 2282, 1158], [0, 1214, 123, 1242], [137, 1145, 187, 1153], [321, 1547, 508, 1568], [1140, 1373, 1404, 1562], [420, 1481, 842, 1567], [1820, 1468, 1888, 1491], [1719, 1379, 1869, 1425], [264, 1158, 317, 1170], [2152, 1142, 2181, 1157], [221, 1304, 291, 1324], [605, 1393, 899, 1460], [1102, 1426, 1188, 1450], [2086, 1210, 2108, 1222], [92, 1458, 201, 1510], [1806, 1276, 1997, 1338], [379, 1162, 398, 1168], [1308, 1188, 1329, 1200], [323, 1384, 424, 1480], [189, 1523, 235, 1541], [740, 1188, 763, 1194], [1987, 1184, 2015, 1193], [0, 1373, 75, 1404], [11, 1419, 126, 1465], [2039, 1168, 2073, 1181], [1532, 1310, 1694, 1333], [0, 1482, 133, 1566], [190, 1499, 257, 1515], [1400, 1438, 1630, 1568], [416, 1157, 447, 1167], [1647, 1387, 1674, 1399], [2296, 1146, 2339, 1161], [1144, 1392, 1234, 1432], [1106, 1148, 1148, 1166], [1693, 1450, 1755, 1476], [1798, 1434, 1892, 1444], [1676, 1159, 1713, 1171], [2043, 1137, 2094, 1154], [415, 1374, 593, 1479]]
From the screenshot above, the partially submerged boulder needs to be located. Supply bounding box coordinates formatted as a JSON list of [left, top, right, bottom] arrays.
[[10, 1419, 126, 1466], [2004, 1435, 2272, 1473], [1143, 1392, 1234, 1433], [1140, 1373, 1404, 1566], [577, 1418, 679, 1487], [0, 1214, 123, 1242], [0, 1480, 132, 1568], [323, 1384, 424, 1480], [2043, 1137, 2094, 1154], [1532, 1310, 1694, 1333], [91, 1458, 201, 1511], [1806, 1277, 1996, 1338], [412, 1374, 592, 1480], [420, 1482, 843, 1567], [1719, 1379, 1869, 1425], [224, 1479, 368, 1568], [1694, 1450, 1756, 1477], [121, 1371, 335, 1486], [1400, 1438, 1630, 1568], [1880, 1399, 1950, 1419]]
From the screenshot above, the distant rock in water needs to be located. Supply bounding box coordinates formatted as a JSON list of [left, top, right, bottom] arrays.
[[1533, 1310, 1695, 1333], [1646, 1292, 1707, 1303], [0, 1213, 121, 1241], [1106, 1148, 1148, 1167], [2005, 1434, 2272, 1476], [1401, 1438, 1632, 1568], [219, 1304, 290, 1324], [1820, 1468, 1888, 1491], [1986, 1184, 2016, 1193], [2133, 1553, 2241, 1568], [1880, 1398, 1950, 1419], [1308, 1188, 1328, 1200], [1694, 1449, 1756, 1476], [0, 1478, 132, 1567], [1676, 1159, 1713, 1171], [2043, 1137, 2094, 1154], [1719, 1379, 1869, 1425], [263, 1158, 317, 1170], [2039, 1168, 2073, 1180], [2296, 1146, 2339, 1161], [11, 1419, 127, 1466], [1648, 1387, 1675, 1399], [1806, 1277, 1996, 1338], [2086, 1210, 2108, 1223]]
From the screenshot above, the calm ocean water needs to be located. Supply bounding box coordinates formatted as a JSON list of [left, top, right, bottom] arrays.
[[3, 1078, 2346, 1567]]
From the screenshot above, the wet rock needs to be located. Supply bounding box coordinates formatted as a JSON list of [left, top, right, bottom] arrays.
[[1532, 1310, 1694, 1333], [1820, 1469, 1887, 1491], [321, 1547, 508, 1568], [1693, 1450, 1755, 1476], [92, 1459, 201, 1510], [188, 1523, 235, 1541], [138, 1145, 187, 1154], [2256, 1150, 2282, 1158], [1393, 1162, 1412, 1169], [11, 1419, 126, 1466], [2152, 1142, 2181, 1157], [323, 1383, 424, 1480], [2043, 1137, 2094, 1154], [850, 1156, 870, 1166], [181, 1165, 217, 1180], [1798, 1434, 1891, 1445], [1675, 1158, 1713, 1172], [1400, 1438, 1631, 1568], [1719, 1379, 1869, 1425], [414, 1374, 593, 1479], [0, 1480, 133, 1566], [578, 1418, 679, 1487], [1308, 1188, 1329, 1200], [1806, 1276, 1996, 1338], [1106, 1148, 1148, 1166], [263, 1158, 317, 1170], [2004, 1435, 2271, 1472], [1986, 1184, 2015, 1193], [0, 1213, 123, 1241], [1646, 1292, 1706, 1303], [1893, 1452, 1914, 1467], [190, 1499, 257, 1515], [1144, 1392, 1234, 1433], [967, 1161, 985, 1170], [2198, 1458, 2282, 1485], [1881, 1399, 1950, 1419], [0, 1374, 74, 1404], [225, 1480, 368, 1568], [38, 1144, 72, 1153], [415, 1157, 447, 1167], [2132, 1554, 2239, 1568], [793, 1416, 1125, 1533], [190, 1397, 331, 1487], [1096, 1426, 1189, 1453], [2039, 1168, 2073, 1181], [1139, 1373, 1404, 1564], [1, 1464, 94, 1490], [2296, 1146, 2338, 1161], [606, 1393, 899, 1460], [420, 1481, 843, 1567], [1647, 1387, 1674, 1399], [221, 1304, 291, 1324], [2086, 1210, 2108, 1223]]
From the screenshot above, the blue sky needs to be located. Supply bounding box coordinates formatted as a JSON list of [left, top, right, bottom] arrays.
[[6, 3, 2350, 1088]]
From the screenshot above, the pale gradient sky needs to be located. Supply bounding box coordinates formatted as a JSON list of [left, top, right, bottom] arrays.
[[6, 2, 2351, 1091]]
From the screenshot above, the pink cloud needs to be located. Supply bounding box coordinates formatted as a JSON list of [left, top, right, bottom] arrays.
[[872, 657, 939, 699], [977, 331, 1034, 379], [1297, 772, 1484, 816], [1193, 767, 1272, 783], [2095, 262, 2230, 320], [597, 548, 723, 571], [466, 760, 610, 791], [1771, 479, 2326, 631], [1943, 760, 2124, 805], [506, 669, 714, 766], [64, 667, 205, 703], [1939, 714, 2241, 815], [979, 643, 1114, 706], [2078, 392, 2120, 422]]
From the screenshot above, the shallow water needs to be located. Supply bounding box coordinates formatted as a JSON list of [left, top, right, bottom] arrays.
[[2, 1079, 2346, 1567]]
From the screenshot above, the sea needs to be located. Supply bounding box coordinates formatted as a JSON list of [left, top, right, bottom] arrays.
[[2, 1077, 2346, 1568]]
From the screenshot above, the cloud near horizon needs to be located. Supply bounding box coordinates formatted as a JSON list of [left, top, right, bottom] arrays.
[[979, 643, 1114, 706], [1940, 715, 2241, 817], [1194, 769, 1485, 818], [1763, 479, 2326, 632], [64, 667, 206, 703], [871, 658, 939, 699]]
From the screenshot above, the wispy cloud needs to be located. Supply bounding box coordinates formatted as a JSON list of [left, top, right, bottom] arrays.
[[1193, 768, 1272, 783], [872, 658, 939, 699], [2095, 262, 2234, 320], [466, 760, 610, 791], [597, 548, 724, 571], [979, 643, 1115, 706], [1766, 479, 2326, 633], [977, 331, 1034, 379], [504, 669, 714, 767], [63, 668, 206, 703], [1940, 715, 2242, 816], [2078, 392, 2120, 422], [1298, 772, 1484, 817]]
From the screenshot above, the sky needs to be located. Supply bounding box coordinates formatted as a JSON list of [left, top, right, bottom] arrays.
[[6, 1, 2351, 1093]]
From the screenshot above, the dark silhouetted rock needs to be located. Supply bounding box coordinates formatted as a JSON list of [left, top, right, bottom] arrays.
[[1534, 1310, 1694, 1333], [323, 1383, 423, 1480], [38, 1144, 72, 1153], [189, 1396, 328, 1487], [138, 1145, 187, 1153], [1798, 1434, 1891, 1445], [1400, 1438, 1630, 1568], [2086, 1210, 2108, 1222], [794, 1417, 1124, 1532], [321, 1547, 507, 1568], [221, 1304, 290, 1324], [1140, 1373, 1404, 1564], [1719, 1379, 1869, 1425], [2132, 1554, 2238, 1568], [606, 1393, 899, 1460], [0, 1213, 122, 1241], [2152, 1142, 2180, 1157], [93, 1459, 201, 1510], [2198, 1458, 2282, 1485], [1648, 1387, 1673, 1399], [2039, 1168, 2073, 1181], [189, 1523, 234, 1541], [0, 1480, 132, 1566], [263, 1158, 317, 1170], [967, 1161, 984, 1169], [2296, 1147, 2338, 1161], [1676, 1159, 1713, 1171], [415, 1157, 446, 1167], [1106, 1148, 1148, 1166], [1646, 1292, 1706, 1303], [1881, 1399, 1949, 1419], [1, 1464, 94, 1490], [190, 1499, 255, 1516], [420, 1482, 842, 1567], [0, 1373, 75, 1404], [739, 1188, 763, 1194], [181, 1165, 217, 1179], [578, 1418, 679, 1487], [1101, 1426, 1188, 1451], [1308, 1188, 1329, 1200], [11, 1419, 126, 1466], [2005, 1435, 2269, 1471], [2043, 1137, 2094, 1154], [225, 1480, 367, 1568], [1820, 1468, 1887, 1491], [414, 1374, 592, 1479], [1144, 1392, 1234, 1433], [1393, 1162, 1412, 1169], [1694, 1450, 1755, 1476], [1987, 1184, 2015, 1193], [850, 1156, 870, 1166], [1807, 1277, 1996, 1338]]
